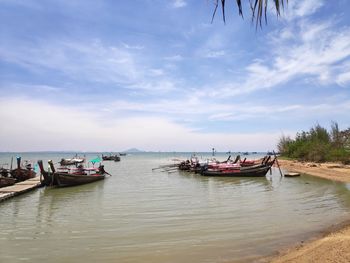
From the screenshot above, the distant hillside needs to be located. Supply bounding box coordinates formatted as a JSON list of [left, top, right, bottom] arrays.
[[123, 148, 144, 153]]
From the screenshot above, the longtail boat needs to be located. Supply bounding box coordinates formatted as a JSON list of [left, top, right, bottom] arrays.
[[38, 160, 108, 187], [10, 157, 36, 182], [1, 164, 16, 188], [200, 165, 272, 177], [59, 156, 85, 166], [200, 157, 275, 177], [102, 154, 120, 162], [178, 155, 264, 173], [0, 174, 17, 187], [0, 167, 10, 177]]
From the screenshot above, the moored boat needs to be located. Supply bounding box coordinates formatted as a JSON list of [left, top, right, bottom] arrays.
[[54, 172, 105, 187], [102, 154, 120, 162], [38, 160, 109, 187], [59, 156, 85, 166], [200, 157, 275, 177], [0, 167, 10, 177], [0, 176, 16, 188], [201, 164, 272, 177], [10, 157, 36, 182]]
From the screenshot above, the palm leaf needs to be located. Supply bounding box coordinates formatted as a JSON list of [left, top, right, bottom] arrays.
[[212, 0, 288, 27]]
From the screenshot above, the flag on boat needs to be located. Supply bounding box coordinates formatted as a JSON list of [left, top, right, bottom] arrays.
[[34, 163, 39, 173], [89, 156, 102, 164]]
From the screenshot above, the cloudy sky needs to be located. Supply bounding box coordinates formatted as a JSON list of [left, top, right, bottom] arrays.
[[1, 0, 349, 152]]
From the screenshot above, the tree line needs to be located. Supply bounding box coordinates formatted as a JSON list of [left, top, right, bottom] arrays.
[[277, 123, 350, 164]]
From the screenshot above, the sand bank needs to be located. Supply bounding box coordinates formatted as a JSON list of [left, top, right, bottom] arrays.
[[278, 159, 350, 183], [266, 159, 350, 262]]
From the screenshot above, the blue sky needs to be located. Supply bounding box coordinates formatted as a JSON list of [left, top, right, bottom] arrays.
[[0, 0, 349, 152]]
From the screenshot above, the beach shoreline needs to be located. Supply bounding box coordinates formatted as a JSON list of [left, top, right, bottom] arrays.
[[278, 159, 350, 183], [264, 159, 350, 262]]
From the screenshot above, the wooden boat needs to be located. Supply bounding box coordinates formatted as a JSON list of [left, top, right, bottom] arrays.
[[0, 176, 16, 188], [10, 157, 36, 182], [178, 155, 263, 173], [0, 167, 10, 177], [38, 160, 108, 187], [54, 172, 105, 187], [284, 172, 300, 177], [201, 165, 272, 177], [59, 156, 85, 166], [102, 154, 120, 162], [0, 166, 16, 188], [240, 155, 270, 167], [200, 158, 275, 177]]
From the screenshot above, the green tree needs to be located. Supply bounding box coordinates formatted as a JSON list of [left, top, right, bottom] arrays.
[[277, 134, 291, 154], [278, 123, 350, 163]]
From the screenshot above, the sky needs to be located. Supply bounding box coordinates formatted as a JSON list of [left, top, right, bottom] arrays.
[[0, 0, 350, 152]]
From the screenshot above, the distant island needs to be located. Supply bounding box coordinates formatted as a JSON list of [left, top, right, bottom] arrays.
[[122, 148, 144, 153]]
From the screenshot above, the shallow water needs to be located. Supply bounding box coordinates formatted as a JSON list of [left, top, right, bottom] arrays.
[[1, 152, 350, 263]]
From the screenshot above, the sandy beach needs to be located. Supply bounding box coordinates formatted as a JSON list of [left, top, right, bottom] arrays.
[[266, 159, 350, 262], [278, 159, 350, 183]]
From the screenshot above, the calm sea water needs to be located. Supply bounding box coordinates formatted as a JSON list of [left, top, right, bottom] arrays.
[[1, 152, 350, 263]]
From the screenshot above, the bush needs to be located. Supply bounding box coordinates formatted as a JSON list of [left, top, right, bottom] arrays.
[[278, 123, 350, 164]]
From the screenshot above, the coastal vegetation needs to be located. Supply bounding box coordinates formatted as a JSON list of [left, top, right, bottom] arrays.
[[277, 123, 350, 164]]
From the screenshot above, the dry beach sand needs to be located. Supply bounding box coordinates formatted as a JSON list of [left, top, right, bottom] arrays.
[[265, 159, 350, 263]]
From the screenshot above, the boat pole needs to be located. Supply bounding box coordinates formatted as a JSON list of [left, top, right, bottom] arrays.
[[273, 151, 283, 177], [37, 160, 44, 183], [48, 160, 56, 173], [17, 156, 21, 169]]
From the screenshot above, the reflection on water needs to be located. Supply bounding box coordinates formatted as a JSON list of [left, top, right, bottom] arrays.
[[1, 152, 350, 263]]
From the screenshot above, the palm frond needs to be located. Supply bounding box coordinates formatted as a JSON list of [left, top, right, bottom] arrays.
[[212, 0, 288, 27]]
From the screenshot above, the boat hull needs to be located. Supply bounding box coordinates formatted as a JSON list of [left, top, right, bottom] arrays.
[[102, 156, 120, 161], [10, 168, 36, 181], [201, 165, 271, 177], [0, 177, 16, 188], [54, 173, 105, 187], [59, 158, 85, 166]]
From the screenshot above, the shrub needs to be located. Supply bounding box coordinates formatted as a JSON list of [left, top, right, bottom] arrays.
[[278, 123, 350, 164]]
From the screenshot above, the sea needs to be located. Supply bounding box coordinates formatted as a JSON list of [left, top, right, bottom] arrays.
[[1, 152, 350, 263]]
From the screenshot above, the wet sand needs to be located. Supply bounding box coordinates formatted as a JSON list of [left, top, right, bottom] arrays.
[[267, 159, 350, 262], [278, 159, 350, 183]]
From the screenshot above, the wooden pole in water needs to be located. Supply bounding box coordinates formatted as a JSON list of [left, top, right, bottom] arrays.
[[273, 151, 283, 177]]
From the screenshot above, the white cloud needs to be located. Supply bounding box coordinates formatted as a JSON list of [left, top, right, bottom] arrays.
[[0, 39, 139, 84], [121, 42, 144, 50], [207, 102, 350, 122], [0, 38, 181, 94], [185, 1, 350, 99], [127, 79, 177, 92], [163, 55, 184, 61], [199, 18, 350, 98], [89, 93, 350, 126], [286, 0, 324, 21], [148, 68, 165, 76], [0, 97, 281, 152], [337, 71, 350, 86], [172, 0, 187, 8], [204, 50, 226, 58]]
